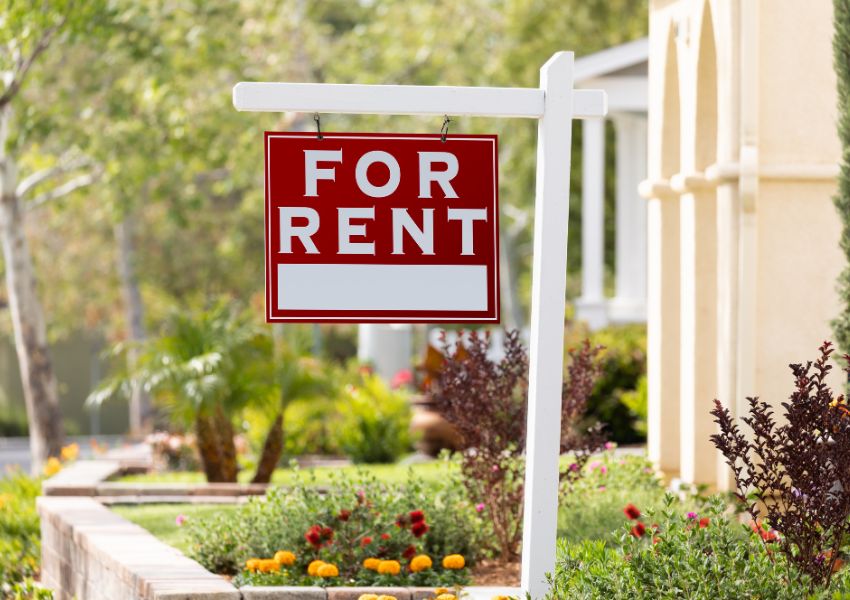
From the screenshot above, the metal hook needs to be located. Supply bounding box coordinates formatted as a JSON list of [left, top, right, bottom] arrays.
[[314, 113, 323, 140], [440, 115, 451, 143]]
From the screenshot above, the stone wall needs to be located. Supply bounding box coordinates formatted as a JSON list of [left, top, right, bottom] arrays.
[[38, 496, 240, 600]]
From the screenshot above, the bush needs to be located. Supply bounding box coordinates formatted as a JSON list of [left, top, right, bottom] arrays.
[[430, 331, 605, 560], [185, 463, 487, 586], [711, 341, 850, 590], [336, 374, 412, 464], [548, 495, 850, 599], [0, 470, 45, 599]]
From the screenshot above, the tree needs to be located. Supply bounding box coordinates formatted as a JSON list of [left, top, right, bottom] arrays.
[[0, 1, 107, 471], [833, 0, 850, 356]]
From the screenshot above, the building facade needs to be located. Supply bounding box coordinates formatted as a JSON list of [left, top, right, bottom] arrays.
[[645, 0, 843, 487]]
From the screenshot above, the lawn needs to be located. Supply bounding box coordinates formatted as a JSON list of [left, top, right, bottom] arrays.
[[115, 460, 456, 487], [111, 503, 242, 555]]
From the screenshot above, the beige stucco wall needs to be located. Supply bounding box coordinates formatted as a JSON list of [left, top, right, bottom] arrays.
[[645, 0, 843, 489]]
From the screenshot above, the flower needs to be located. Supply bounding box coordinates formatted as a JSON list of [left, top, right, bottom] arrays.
[[308, 560, 326, 576], [475, 503, 485, 513], [630, 522, 647, 538], [317, 563, 339, 577], [686, 512, 697, 520], [411, 521, 429, 538], [568, 462, 579, 472], [699, 517, 710, 529], [623, 504, 641, 520], [357, 595, 379, 600], [361, 536, 373, 547], [604, 441, 616, 450], [60, 443, 79, 462], [305, 524, 333, 549], [435, 595, 457, 600], [442, 554, 465, 569], [274, 551, 296, 566], [377, 560, 401, 575], [409, 510, 425, 523], [409, 554, 433, 573], [377, 596, 398, 600], [391, 368, 413, 389], [245, 558, 261, 573], [597, 485, 607, 492], [43, 457, 62, 477], [175, 514, 187, 527], [380, 533, 391, 540], [588, 461, 607, 475], [338, 509, 351, 522], [258, 559, 281, 573], [363, 557, 381, 571], [403, 545, 417, 560]]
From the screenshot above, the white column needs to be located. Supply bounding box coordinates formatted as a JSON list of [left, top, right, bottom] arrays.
[[609, 113, 648, 323], [575, 117, 608, 329], [356, 324, 413, 381]]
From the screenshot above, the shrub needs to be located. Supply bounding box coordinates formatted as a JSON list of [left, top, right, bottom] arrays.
[[711, 341, 850, 590], [0, 470, 44, 599], [185, 464, 487, 584], [336, 374, 412, 464], [547, 495, 850, 599], [430, 331, 605, 560]]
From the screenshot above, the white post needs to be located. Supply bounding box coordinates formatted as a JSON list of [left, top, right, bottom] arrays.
[[575, 117, 607, 329], [609, 113, 648, 323], [357, 323, 413, 380], [521, 51, 574, 599]]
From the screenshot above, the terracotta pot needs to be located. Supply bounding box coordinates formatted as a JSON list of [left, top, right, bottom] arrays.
[[409, 394, 463, 456]]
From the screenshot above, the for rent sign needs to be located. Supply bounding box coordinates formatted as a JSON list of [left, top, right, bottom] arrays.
[[264, 132, 499, 323]]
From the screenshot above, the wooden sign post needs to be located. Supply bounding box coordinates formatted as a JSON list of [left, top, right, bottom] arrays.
[[233, 51, 607, 599]]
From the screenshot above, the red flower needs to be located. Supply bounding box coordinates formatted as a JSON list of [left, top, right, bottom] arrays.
[[338, 510, 351, 522], [411, 521, 429, 538], [699, 517, 710, 529], [402, 544, 417, 559], [630, 522, 646, 538], [381, 533, 391, 541], [409, 510, 425, 524], [305, 524, 334, 549], [652, 537, 661, 545], [623, 504, 641, 520], [361, 536, 373, 547]]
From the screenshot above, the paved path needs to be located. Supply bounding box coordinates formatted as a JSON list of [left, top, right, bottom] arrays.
[[0, 435, 129, 475]]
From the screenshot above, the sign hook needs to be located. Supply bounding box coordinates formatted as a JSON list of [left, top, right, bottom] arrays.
[[440, 115, 451, 143], [314, 113, 323, 140]]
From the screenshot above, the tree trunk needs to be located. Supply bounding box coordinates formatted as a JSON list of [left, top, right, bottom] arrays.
[[213, 403, 238, 482], [252, 411, 283, 484], [0, 105, 65, 473], [115, 215, 151, 437], [195, 412, 224, 482]]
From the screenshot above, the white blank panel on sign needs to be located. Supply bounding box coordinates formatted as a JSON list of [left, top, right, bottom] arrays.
[[277, 264, 488, 312]]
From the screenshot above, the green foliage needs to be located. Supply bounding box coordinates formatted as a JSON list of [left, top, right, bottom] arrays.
[[833, 0, 850, 355], [184, 463, 488, 580], [558, 452, 668, 544], [566, 324, 647, 443], [336, 374, 413, 464], [547, 495, 850, 600], [0, 470, 43, 598]]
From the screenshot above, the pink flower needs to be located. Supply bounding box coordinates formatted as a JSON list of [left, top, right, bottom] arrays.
[[175, 514, 187, 527], [475, 503, 485, 513], [687, 512, 697, 520], [589, 461, 608, 475], [597, 485, 607, 492], [391, 368, 413, 389], [568, 463, 579, 472], [604, 441, 616, 450], [491, 465, 500, 472]]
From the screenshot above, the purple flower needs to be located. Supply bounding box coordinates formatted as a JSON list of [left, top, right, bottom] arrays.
[[568, 463, 579, 472], [475, 503, 485, 513], [175, 514, 188, 527], [686, 512, 697, 520]]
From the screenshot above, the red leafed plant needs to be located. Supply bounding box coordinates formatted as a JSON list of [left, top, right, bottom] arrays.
[[710, 341, 850, 589], [430, 330, 606, 561]]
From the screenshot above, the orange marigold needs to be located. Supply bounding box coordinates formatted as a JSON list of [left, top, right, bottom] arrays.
[[273, 551, 296, 566], [363, 557, 381, 571], [307, 559, 325, 576], [377, 559, 401, 575], [258, 559, 281, 573], [442, 554, 465, 570], [245, 558, 261, 573], [317, 563, 339, 577], [409, 554, 432, 573]]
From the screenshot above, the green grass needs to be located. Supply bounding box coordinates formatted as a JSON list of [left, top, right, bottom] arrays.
[[112, 503, 241, 555], [115, 460, 457, 487]]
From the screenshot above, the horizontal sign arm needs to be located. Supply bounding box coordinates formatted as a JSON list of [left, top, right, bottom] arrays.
[[233, 82, 606, 120]]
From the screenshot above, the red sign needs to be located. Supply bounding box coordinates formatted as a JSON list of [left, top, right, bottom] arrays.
[[264, 132, 500, 323]]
